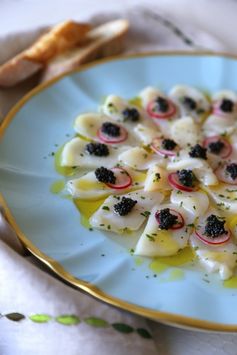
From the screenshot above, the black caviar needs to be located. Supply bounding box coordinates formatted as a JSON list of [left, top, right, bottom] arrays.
[[95, 167, 116, 184], [86, 142, 109, 157], [161, 138, 177, 151], [155, 97, 169, 112], [122, 108, 140, 122], [178, 169, 196, 187], [220, 98, 234, 113], [208, 140, 225, 155], [182, 96, 197, 110], [113, 197, 137, 216], [189, 144, 207, 160], [226, 163, 237, 180], [157, 208, 178, 230], [204, 214, 227, 238], [101, 122, 120, 137]]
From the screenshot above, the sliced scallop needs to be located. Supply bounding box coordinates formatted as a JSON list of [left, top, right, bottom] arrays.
[[202, 114, 235, 137], [203, 184, 237, 213], [118, 147, 163, 170], [190, 210, 237, 280], [61, 137, 130, 168], [170, 189, 210, 218], [167, 151, 218, 186], [170, 116, 200, 147], [133, 123, 161, 145], [67, 167, 146, 200], [144, 164, 170, 191], [89, 190, 164, 233], [169, 85, 210, 122], [73, 112, 139, 146], [135, 204, 194, 257]]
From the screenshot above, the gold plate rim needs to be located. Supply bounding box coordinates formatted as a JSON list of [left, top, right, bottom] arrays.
[[1, 50, 237, 332]]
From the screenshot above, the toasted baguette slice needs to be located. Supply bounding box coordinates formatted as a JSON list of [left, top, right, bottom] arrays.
[[24, 21, 90, 63], [40, 19, 129, 83], [0, 20, 90, 88], [0, 54, 43, 87]]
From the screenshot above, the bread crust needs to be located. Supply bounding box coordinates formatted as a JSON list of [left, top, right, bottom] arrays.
[[41, 19, 129, 82], [24, 21, 91, 63], [0, 19, 129, 88], [0, 20, 90, 87]]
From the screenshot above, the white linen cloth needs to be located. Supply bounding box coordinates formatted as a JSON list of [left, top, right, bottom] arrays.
[[1, 3, 237, 355]]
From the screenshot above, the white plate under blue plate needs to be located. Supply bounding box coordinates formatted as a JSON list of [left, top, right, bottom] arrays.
[[1, 52, 237, 332]]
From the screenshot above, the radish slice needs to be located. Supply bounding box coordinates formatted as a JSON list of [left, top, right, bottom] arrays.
[[168, 172, 197, 192], [215, 163, 237, 185], [147, 98, 176, 119], [97, 125, 128, 144], [203, 135, 232, 159], [106, 167, 132, 189], [195, 228, 231, 245], [155, 208, 184, 230], [212, 100, 236, 117], [151, 137, 178, 157]]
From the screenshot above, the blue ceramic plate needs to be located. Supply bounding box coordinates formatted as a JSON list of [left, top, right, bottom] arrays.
[[1, 52, 237, 332]]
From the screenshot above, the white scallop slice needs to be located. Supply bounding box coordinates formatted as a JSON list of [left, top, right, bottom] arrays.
[[170, 189, 210, 218], [170, 116, 200, 147], [100, 94, 150, 126], [203, 184, 237, 213], [135, 204, 194, 257], [227, 130, 237, 160], [61, 137, 130, 168], [190, 211, 237, 280], [144, 164, 170, 192], [202, 114, 235, 137], [167, 152, 218, 186], [89, 190, 164, 234], [169, 85, 210, 121], [139, 86, 165, 108], [101, 95, 128, 121], [73, 112, 139, 146], [212, 90, 237, 103], [138, 86, 178, 137], [118, 147, 163, 170], [133, 123, 161, 145], [67, 168, 147, 200]]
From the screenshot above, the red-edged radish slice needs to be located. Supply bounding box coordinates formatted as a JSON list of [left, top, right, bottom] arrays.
[[215, 163, 237, 185], [106, 167, 132, 189], [212, 100, 236, 117], [151, 137, 178, 157], [147, 98, 176, 119], [155, 208, 185, 230], [203, 135, 232, 159], [168, 172, 197, 192], [195, 228, 231, 245], [97, 125, 128, 144]]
